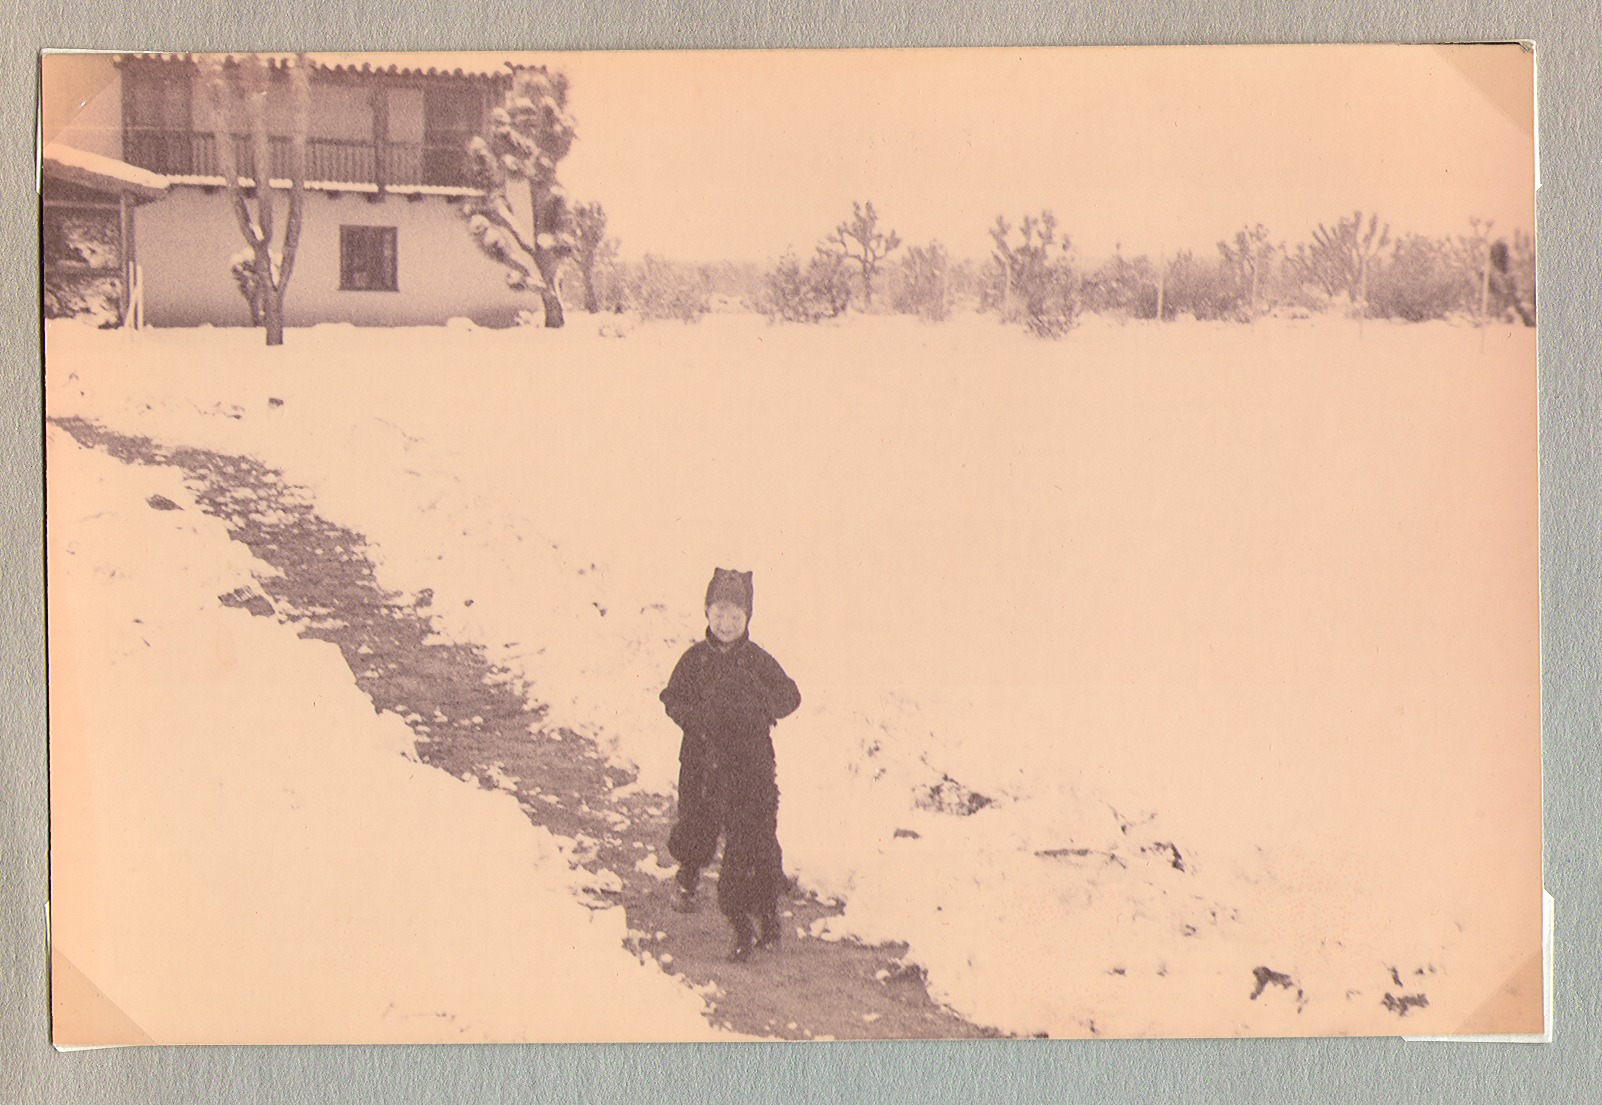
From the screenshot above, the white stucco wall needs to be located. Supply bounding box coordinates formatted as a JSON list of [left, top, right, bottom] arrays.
[[138, 186, 546, 328]]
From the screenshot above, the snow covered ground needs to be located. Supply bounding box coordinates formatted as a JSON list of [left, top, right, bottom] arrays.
[[47, 412, 723, 1044], [45, 310, 1541, 1039]]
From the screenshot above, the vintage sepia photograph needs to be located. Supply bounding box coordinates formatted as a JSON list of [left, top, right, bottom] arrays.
[[42, 45, 1540, 1044]]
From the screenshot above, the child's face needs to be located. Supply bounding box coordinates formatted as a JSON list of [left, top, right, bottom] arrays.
[[707, 601, 748, 643]]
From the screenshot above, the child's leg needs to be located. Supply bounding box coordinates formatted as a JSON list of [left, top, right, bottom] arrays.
[[667, 741, 721, 898], [716, 763, 783, 948], [726, 912, 756, 962]]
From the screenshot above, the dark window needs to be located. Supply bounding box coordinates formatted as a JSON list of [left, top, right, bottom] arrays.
[[339, 226, 398, 291], [123, 64, 196, 174], [422, 86, 482, 186]]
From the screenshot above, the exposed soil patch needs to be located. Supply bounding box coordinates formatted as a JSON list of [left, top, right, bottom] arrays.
[[51, 416, 1000, 1041]]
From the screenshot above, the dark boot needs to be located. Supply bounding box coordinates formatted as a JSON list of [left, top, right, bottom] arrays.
[[674, 867, 700, 913], [755, 909, 782, 951], [727, 914, 756, 963]]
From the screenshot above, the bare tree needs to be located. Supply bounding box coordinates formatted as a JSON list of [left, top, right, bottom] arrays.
[[987, 215, 1015, 316], [463, 65, 576, 328], [819, 201, 902, 307], [1472, 219, 1534, 327], [200, 53, 309, 347], [570, 202, 617, 314]]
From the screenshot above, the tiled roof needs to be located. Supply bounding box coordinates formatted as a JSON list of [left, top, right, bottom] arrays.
[[117, 52, 527, 80]]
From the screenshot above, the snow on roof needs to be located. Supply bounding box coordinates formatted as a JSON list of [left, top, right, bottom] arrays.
[[118, 52, 532, 81], [41, 141, 170, 200]]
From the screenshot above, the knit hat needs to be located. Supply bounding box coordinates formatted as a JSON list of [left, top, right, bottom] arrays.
[[705, 568, 754, 617]]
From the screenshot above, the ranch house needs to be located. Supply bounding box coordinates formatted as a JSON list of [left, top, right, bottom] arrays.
[[43, 53, 542, 329]]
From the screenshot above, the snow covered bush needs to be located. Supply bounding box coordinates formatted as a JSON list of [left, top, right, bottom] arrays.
[[229, 247, 285, 328], [889, 241, 953, 322], [620, 255, 710, 322], [761, 250, 852, 323], [42, 208, 122, 325], [1081, 252, 1160, 320], [1160, 251, 1245, 322], [1018, 260, 1081, 338], [1364, 233, 1473, 322], [42, 271, 122, 326]]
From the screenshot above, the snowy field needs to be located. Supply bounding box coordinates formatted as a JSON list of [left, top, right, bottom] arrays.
[[45, 310, 1540, 1039]]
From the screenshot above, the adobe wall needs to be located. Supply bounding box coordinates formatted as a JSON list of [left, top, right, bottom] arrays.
[[138, 186, 542, 328]]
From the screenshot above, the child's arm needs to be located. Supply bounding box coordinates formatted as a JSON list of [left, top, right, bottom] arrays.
[[749, 647, 802, 722], [659, 647, 705, 732]]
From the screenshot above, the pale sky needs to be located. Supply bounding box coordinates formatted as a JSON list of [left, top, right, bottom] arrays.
[[44, 45, 1535, 265], [535, 45, 1535, 263]]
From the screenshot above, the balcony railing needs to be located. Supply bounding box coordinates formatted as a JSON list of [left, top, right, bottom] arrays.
[[124, 128, 476, 188]]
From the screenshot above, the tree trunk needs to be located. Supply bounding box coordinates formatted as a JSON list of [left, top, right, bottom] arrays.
[[533, 249, 565, 328], [263, 281, 285, 346], [540, 285, 565, 328], [1479, 245, 1492, 324], [582, 266, 600, 313]]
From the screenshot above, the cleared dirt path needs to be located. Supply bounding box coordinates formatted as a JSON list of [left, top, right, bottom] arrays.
[[52, 416, 1001, 1041]]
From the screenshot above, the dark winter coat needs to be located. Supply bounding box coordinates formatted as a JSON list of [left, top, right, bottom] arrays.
[[659, 631, 801, 766]]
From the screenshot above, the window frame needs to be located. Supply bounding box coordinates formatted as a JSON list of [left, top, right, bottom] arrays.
[[338, 224, 399, 292]]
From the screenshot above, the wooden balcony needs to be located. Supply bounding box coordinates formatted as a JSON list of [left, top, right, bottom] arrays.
[[124, 128, 477, 188]]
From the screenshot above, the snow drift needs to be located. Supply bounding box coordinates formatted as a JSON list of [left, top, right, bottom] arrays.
[[45, 311, 1541, 1038]]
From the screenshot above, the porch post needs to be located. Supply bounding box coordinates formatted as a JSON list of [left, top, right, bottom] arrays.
[[372, 84, 389, 196], [119, 192, 133, 326]]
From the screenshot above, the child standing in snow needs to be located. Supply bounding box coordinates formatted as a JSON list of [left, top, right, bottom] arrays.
[[660, 568, 802, 962]]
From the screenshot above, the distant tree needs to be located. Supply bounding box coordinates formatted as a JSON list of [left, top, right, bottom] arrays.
[[986, 211, 1080, 337], [200, 53, 310, 346], [1453, 217, 1534, 327], [1499, 229, 1536, 326], [463, 65, 576, 328], [1218, 224, 1277, 318], [819, 201, 902, 307], [1294, 211, 1391, 309], [1455, 216, 1498, 324], [570, 202, 617, 314]]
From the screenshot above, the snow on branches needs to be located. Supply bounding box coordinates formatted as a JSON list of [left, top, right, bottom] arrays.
[[461, 65, 577, 328]]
